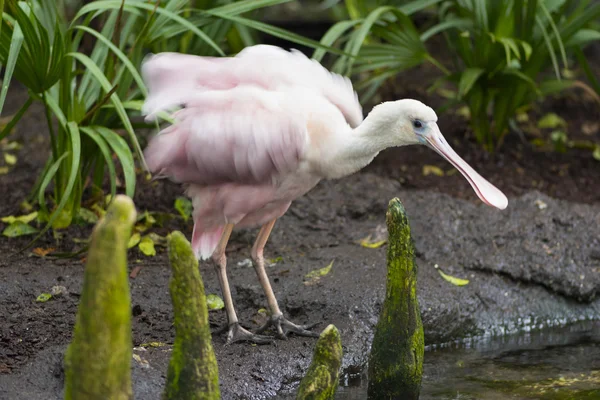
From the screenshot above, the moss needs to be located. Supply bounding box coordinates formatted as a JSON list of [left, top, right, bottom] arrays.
[[163, 231, 220, 400], [64, 195, 136, 400], [367, 198, 424, 400], [296, 324, 343, 400]]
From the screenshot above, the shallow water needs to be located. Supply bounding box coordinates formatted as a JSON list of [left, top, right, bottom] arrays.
[[336, 321, 600, 399]]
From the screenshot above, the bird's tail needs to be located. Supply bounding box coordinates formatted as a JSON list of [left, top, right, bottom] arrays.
[[191, 224, 225, 260]]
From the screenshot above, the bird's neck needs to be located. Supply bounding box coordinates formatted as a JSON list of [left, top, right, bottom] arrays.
[[320, 110, 400, 179]]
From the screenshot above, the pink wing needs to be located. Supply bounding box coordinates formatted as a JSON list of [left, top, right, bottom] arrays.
[[141, 45, 363, 185], [141, 45, 363, 127], [143, 86, 307, 185]]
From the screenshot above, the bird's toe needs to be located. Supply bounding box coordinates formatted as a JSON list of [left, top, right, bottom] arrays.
[[225, 322, 274, 345]]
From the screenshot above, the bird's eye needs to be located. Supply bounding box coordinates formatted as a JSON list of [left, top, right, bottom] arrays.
[[413, 120, 423, 129]]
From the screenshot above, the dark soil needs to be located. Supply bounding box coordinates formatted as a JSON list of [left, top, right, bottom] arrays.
[[0, 42, 599, 399]]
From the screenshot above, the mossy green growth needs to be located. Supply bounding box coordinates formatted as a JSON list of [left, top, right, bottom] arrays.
[[163, 231, 220, 400], [367, 198, 424, 400], [64, 195, 136, 400], [296, 324, 343, 400]]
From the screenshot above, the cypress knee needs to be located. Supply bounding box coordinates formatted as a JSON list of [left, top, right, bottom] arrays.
[[64, 195, 136, 400], [296, 324, 343, 400], [163, 231, 220, 400], [368, 198, 424, 399]]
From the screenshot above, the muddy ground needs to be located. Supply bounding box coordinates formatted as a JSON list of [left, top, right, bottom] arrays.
[[1, 41, 600, 399]]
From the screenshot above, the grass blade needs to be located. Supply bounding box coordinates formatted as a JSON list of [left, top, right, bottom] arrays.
[[93, 126, 136, 198], [23, 121, 81, 250], [66, 52, 146, 171], [80, 127, 117, 200], [0, 19, 23, 117], [73, 25, 147, 96]]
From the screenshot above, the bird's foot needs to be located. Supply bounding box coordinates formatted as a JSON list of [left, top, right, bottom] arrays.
[[255, 314, 320, 340], [225, 322, 274, 345]]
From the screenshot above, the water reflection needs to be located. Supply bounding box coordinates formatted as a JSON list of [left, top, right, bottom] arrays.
[[337, 321, 600, 399]]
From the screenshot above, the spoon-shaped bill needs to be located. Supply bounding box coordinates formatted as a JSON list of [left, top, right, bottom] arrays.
[[425, 127, 508, 210]]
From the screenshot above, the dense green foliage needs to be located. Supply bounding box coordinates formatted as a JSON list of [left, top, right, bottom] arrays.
[[0, 0, 326, 236], [319, 0, 600, 150]]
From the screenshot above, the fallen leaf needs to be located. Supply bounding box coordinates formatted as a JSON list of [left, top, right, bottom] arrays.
[[2, 221, 38, 237], [0, 167, 9, 175], [436, 267, 469, 286], [174, 197, 192, 221], [1, 141, 22, 151], [141, 342, 167, 348], [422, 165, 445, 177], [138, 236, 156, 256], [538, 113, 566, 129], [36, 293, 52, 302], [206, 294, 225, 310], [32, 247, 55, 257], [4, 153, 16, 165], [304, 260, 334, 285], [268, 256, 283, 266], [132, 354, 150, 369], [359, 234, 387, 249], [2, 211, 38, 224], [128, 232, 141, 249], [593, 146, 600, 161]]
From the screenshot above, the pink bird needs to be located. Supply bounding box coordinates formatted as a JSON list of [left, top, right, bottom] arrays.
[[141, 45, 508, 344]]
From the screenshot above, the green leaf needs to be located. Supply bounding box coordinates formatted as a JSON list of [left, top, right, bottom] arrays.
[[128, 232, 141, 249], [565, 29, 600, 47], [0, 17, 23, 118], [538, 113, 566, 129], [1, 211, 38, 224], [423, 165, 445, 177], [312, 19, 360, 62], [206, 294, 225, 311], [36, 293, 52, 302], [458, 68, 484, 98], [174, 197, 192, 221], [72, 25, 147, 96], [79, 127, 117, 200], [3, 221, 38, 237], [305, 260, 334, 284], [437, 268, 469, 286], [93, 127, 136, 199], [74, 0, 224, 56], [138, 235, 156, 256], [66, 53, 146, 173]]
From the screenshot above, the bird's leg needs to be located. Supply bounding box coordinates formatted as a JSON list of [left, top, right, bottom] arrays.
[[251, 219, 319, 339], [211, 223, 273, 345]]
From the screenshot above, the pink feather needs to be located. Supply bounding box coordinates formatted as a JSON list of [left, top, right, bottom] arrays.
[[142, 46, 362, 259]]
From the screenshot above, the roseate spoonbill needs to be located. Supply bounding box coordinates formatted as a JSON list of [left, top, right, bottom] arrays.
[[142, 45, 508, 344]]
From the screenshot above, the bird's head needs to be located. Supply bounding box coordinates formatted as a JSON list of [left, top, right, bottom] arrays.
[[371, 99, 508, 210]]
